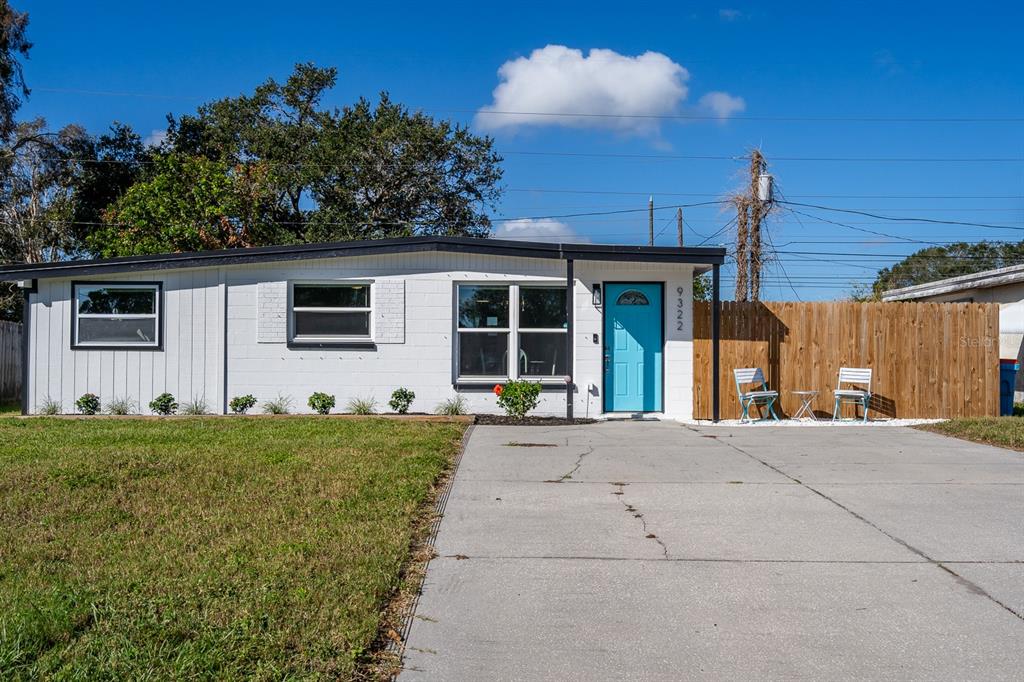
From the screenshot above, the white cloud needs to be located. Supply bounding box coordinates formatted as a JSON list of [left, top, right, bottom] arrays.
[[719, 8, 745, 21], [493, 218, 589, 243], [699, 91, 746, 119], [144, 129, 167, 148], [476, 45, 689, 136]]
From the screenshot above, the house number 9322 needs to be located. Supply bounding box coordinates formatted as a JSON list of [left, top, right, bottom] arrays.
[[676, 286, 685, 331]]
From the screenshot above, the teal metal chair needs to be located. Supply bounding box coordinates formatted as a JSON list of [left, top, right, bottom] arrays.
[[832, 367, 872, 423], [733, 368, 780, 423]]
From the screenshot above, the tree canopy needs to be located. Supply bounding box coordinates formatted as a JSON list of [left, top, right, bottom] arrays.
[[857, 241, 1024, 300]]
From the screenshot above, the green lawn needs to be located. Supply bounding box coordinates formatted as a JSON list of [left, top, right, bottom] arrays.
[[0, 416, 466, 679], [919, 417, 1024, 451]]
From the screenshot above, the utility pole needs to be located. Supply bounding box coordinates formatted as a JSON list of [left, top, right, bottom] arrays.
[[648, 196, 654, 246], [677, 207, 684, 247]]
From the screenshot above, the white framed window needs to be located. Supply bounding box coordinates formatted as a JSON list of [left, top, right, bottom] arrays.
[[518, 286, 568, 378], [456, 283, 568, 381], [72, 282, 161, 349], [290, 282, 372, 343]]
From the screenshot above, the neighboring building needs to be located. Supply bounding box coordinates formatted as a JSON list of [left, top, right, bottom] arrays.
[[0, 237, 725, 419], [883, 264, 1024, 396]]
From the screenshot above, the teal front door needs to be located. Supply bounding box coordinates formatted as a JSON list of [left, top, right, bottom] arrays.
[[604, 283, 663, 412]]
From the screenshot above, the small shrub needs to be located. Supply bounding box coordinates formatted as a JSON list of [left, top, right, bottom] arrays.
[[181, 397, 210, 415], [38, 396, 62, 415], [262, 393, 293, 415], [149, 393, 178, 416], [436, 395, 468, 416], [308, 392, 336, 415], [346, 396, 377, 415], [105, 397, 135, 415], [494, 380, 542, 420], [1013, 402, 1024, 417], [75, 393, 101, 415], [389, 387, 416, 414], [229, 394, 258, 414]]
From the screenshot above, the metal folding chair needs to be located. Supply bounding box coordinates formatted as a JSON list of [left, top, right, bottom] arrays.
[[733, 368, 780, 423], [832, 367, 872, 423]]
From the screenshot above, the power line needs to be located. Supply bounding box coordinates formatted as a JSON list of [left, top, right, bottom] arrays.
[[502, 150, 1024, 163], [778, 200, 1024, 231], [506, 187, 1024, 200], [467, 108, 1024, 123]]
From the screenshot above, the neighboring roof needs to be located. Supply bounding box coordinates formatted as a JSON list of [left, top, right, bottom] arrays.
[[0, 236, 726, 281], [882, 263, 1024, 301]]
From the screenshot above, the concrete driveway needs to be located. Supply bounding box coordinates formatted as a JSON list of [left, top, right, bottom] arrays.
[[401, 422, 1024, 680]]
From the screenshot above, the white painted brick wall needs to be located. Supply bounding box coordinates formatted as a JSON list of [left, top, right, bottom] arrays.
[[257, 281, 287, 343], [374, 280, 405, 344]]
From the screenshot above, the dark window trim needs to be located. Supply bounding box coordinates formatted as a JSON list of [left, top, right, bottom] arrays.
[[453, 282, 570, 385], [286, 341, 377, 351], [70, 280, 164, 351], [288, 280, 374, 345]]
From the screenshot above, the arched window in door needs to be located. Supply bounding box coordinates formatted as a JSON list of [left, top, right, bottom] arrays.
[[616, 289, 650, 306]]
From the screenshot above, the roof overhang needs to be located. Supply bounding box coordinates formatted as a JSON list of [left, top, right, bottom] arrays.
[[0, 236, 726, 281], [882, 263, 1024, 301]]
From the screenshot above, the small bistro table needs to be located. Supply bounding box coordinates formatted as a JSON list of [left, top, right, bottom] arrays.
[[791, 390, 819, 420]]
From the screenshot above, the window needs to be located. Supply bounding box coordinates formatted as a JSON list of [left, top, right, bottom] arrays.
[[291, 283, 372, 342], [456, 284, 568, 381], [518, 287, 567, 377], [73, 282, 161, 348], [616, 289, 650, 306], [457, 285, 509, 377]]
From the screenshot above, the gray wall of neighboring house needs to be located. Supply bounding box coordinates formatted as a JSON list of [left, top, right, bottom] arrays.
[[24, 252, 697, 418]]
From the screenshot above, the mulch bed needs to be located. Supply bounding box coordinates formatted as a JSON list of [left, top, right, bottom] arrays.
[[474, 415, 596, 426]]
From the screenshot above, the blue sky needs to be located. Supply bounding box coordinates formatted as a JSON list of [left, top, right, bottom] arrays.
[[17, 0, 1024, 299]]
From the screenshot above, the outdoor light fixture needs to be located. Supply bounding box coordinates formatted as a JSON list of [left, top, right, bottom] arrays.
[[592, 283, 602, 306]]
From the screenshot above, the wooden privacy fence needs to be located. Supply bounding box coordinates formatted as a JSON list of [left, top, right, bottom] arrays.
[[693, 301, 1000, 420], [0, 320, 21, 402]]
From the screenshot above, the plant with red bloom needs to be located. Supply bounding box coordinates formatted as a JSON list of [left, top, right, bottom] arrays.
[[493, 384, 503, 396]]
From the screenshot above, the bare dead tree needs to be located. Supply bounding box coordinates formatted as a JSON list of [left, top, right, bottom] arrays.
[[748, 150, 768, 301], [733, 195, 749, 301]]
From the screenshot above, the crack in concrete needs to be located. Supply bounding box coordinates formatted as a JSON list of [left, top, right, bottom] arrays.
[[687, 425, 1024, 623], [613, 482, 670, 559], [553, 445, 594, 482]]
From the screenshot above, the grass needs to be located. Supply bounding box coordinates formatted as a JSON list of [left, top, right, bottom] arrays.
[[919, 417, 1024, 451], [0, 416, 467, 679], [0, 400, 19, 415]]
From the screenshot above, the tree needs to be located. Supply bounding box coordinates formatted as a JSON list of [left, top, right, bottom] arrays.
[[167, 63, 338, 235], [693, 273, 711, 302], [66, 122, 152, 254], [161, 63, 502, 244], [860, 241, 1024, 300], [0, 0, 30, 141], [90, 154, 282, 257], [0, 119, 84, 320], [309, 94, 502, 241]]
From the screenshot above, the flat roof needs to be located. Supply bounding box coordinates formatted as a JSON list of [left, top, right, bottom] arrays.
[[882, 263, 1024, 301], [0, 236, 726, 281]]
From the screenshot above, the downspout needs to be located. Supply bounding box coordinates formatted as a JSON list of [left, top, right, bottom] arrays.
[[712, 264, 721, 422], [565, 257, 574, 420], [20, 279, 37, 415], [221, 269, 229, 415]]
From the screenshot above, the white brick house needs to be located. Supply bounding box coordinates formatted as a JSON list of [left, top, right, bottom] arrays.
[[1, 237, 725, 419]]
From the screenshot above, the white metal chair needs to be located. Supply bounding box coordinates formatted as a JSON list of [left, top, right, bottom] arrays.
[[832, 367, 872, 423], [733, 368, 779, 423]]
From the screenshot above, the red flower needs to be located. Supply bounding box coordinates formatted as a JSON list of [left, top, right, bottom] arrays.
[[493, 384, 503, 396]]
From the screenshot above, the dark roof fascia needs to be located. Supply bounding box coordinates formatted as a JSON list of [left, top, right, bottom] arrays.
[[0, 236, 726, 281]]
